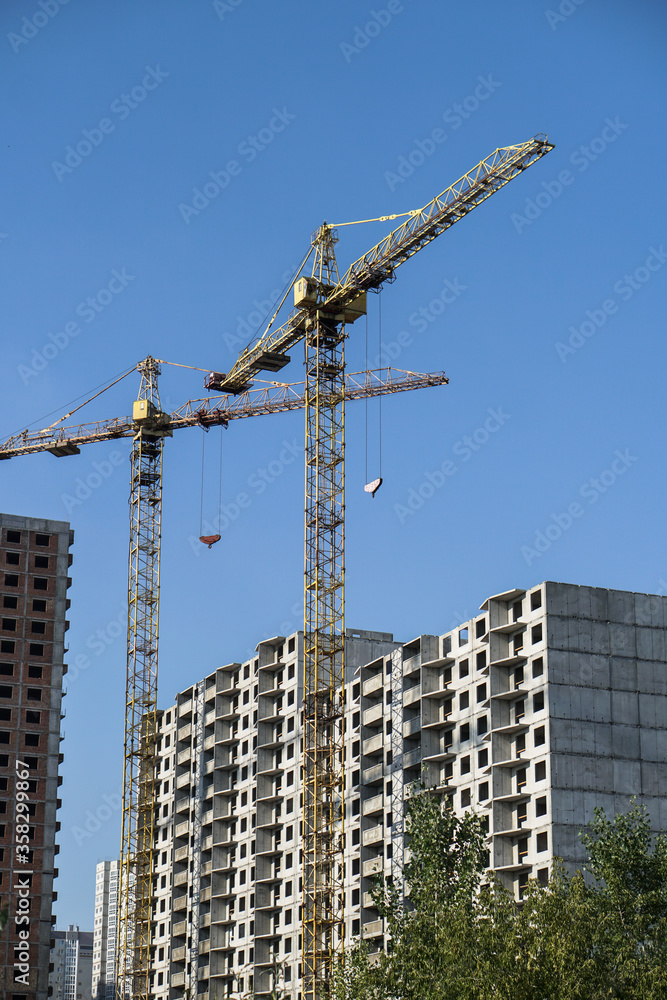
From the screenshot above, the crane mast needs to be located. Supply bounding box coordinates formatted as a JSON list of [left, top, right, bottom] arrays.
[[118, 357, 171, 1000], [302, 225, 348, 1000]]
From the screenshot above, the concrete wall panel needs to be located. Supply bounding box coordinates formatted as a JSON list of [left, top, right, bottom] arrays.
[[638, 661, 667, 695], [611, 724, 640, 759], [613, 759, 641, 794], [640, 762, 667, 796], [611, 690, 639, 726], [610, 656, 638, 691], [609, 590, 636, 623]]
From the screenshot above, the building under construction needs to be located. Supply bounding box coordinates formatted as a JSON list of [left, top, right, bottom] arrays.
[[0, 514, 71, 1000], [145, 580, 667, 1000]]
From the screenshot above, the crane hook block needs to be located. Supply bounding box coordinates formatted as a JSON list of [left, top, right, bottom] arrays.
[[199, 534, 221, 549], [364, 477, 383, 498]]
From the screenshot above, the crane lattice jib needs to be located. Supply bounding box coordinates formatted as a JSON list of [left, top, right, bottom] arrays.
[[219, 134, 553, 390], [0, 370, 448, 459], [327, 135, 553, 303]]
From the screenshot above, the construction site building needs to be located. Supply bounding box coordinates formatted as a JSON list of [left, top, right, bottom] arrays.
[[91, 860, 120, 1000], [48, 925, 93, 1000], [0, 514, 72, 1000], [147, 581, 667, 1000]]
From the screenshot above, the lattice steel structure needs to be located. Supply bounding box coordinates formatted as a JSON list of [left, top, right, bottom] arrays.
[[208, 135, 554, 398], [302, 226, 347, 1000], [118, 357, 170, 1000], [0, 369, 448, 460]]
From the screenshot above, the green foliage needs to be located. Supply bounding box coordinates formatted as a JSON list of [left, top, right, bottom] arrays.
[[333, 793, 667, 1000]]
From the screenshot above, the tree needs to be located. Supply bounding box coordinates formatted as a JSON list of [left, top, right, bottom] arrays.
[[334, 793, 667, 1000]]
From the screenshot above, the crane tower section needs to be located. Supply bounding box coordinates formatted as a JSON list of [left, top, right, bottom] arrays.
[[118, 357, 171, 1000], [300, 225, 366, 1000]]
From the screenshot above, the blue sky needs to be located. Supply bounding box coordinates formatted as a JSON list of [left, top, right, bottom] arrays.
[[1, 0, 666, 927]]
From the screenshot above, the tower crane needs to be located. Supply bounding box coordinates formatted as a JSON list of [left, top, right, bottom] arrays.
[[0, 362, 449, 1000], [1, 131, 553, 1000], [207, 134, 554, 1000]]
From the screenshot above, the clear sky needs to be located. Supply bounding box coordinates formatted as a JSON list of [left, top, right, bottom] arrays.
[[1, 0, 666, 928]]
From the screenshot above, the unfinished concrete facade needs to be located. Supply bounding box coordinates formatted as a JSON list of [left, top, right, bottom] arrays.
[[0, 514, 71, 1000], [145, 581, 667, 999]]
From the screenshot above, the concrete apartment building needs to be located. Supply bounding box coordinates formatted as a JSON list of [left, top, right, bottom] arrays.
[[0, 514, 72, 1000], [91, 861, 119, 1000], [49, 926, 93, 1000], [146, 580, 667, 1000]]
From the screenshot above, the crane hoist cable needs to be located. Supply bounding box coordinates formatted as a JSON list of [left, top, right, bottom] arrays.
[[198, 424, 224, 549], [363, 293, 384, 498]]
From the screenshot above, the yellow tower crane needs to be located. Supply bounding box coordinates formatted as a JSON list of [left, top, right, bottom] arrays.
[[1, 131, 553, 1000], [206, 134, 554, 1000], [0, 362, 450, 1000]]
